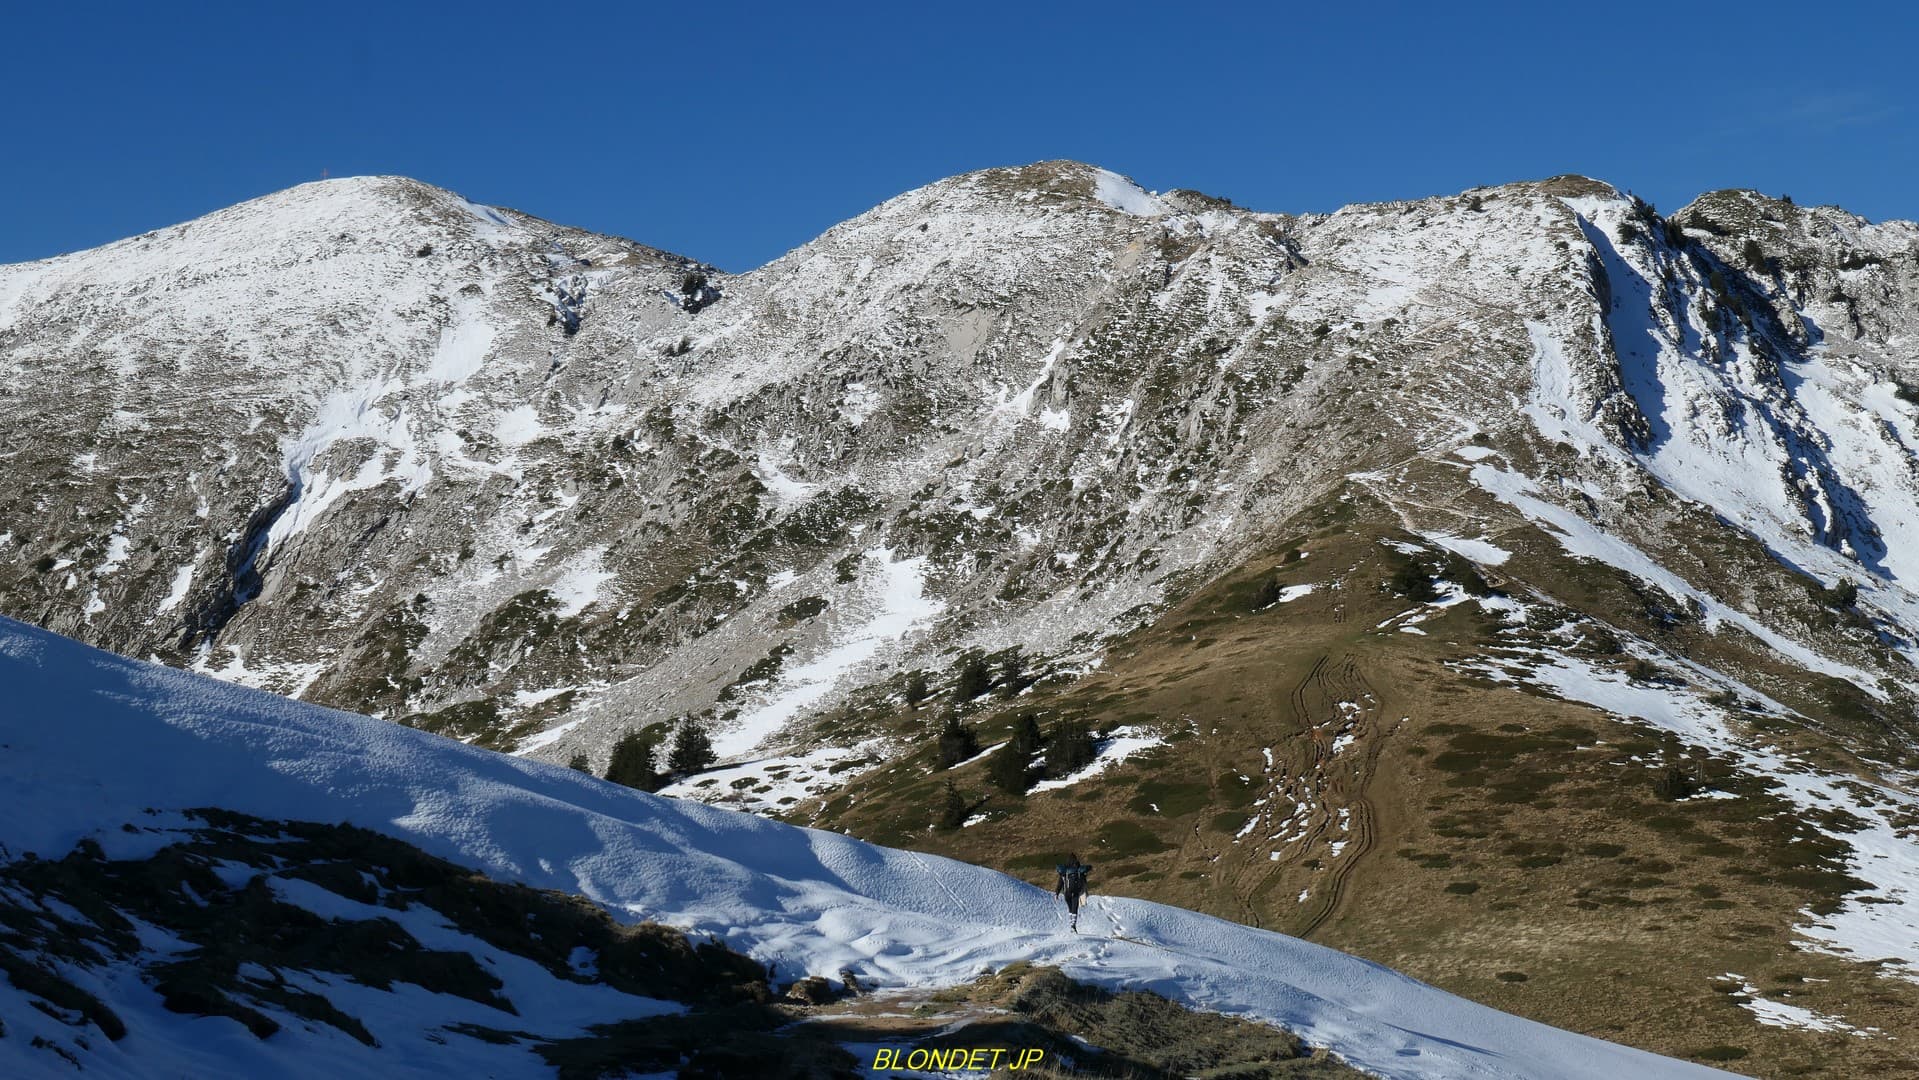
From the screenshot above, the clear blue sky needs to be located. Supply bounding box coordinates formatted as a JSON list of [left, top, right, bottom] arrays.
[[4, 1, 1913, 271]]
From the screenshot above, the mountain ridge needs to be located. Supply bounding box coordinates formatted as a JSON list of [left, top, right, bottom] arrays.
[[8, 164, 1906, 282], [0, 156, 1911, 751]]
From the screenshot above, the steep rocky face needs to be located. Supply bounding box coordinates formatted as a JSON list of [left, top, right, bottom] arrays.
[[2, 163, 1916, 782]]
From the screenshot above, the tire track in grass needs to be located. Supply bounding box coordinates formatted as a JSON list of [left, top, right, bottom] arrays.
[[1237, 653, 1389, 938], [1299, 655, 1384, 938]]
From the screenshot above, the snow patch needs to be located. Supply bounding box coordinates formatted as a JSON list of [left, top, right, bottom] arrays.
[[156, 564, 195, 614], [422, 297, 496, 383], [1470, 463, 1878, 691], [1481, 645, 1919, 982], [1030, 726, 1166, 793], [1090, 169, 1168, 217], [548, 550, 613, 618], [493, 406, 544, 447], [1420, 531, 1512, 567], [713, 550, 943, 758], [755, 451, 822, 506]]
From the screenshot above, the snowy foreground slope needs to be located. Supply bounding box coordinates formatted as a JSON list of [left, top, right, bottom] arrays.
[[0, 616, 1733, 1079]]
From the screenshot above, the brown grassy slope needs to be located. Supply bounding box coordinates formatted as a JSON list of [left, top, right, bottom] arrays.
[[798, 504, 1919, 1078], [797, 962, 1360, 1079]]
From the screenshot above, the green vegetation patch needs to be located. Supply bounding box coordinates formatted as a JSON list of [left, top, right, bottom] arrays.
[[1097, 820, 1173, 857], [1210, 811, 1254, 835], [403, 698, 507, 747], [1127, 780, 1211, 818]]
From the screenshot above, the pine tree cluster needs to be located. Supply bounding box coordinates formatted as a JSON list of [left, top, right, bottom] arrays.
[[602, 717, 717, 792]]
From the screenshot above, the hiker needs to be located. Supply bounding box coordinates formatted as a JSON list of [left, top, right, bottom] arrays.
[[1055, 854, 1093, 931]]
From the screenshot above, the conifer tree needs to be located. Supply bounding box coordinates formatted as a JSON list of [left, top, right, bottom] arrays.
[[936, 781, 968, 830], [953, 654, 991, 701], [987, 738, 1033, 795], [996, 652, 1033, 697], [1043, 719, 1098, 778], [567, 752, 591, 773], [606, 728, 665, 791], [668, 718, 716, 776], [936, 712, 979, 769], [1010, 712, 1043, 756], [1253, 578, 1283, 609]]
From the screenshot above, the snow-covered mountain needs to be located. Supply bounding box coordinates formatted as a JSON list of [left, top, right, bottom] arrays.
[[0, 614, 1735, 1079], [5, 163, 1919, 1072], [2, 166, 1913, 771]]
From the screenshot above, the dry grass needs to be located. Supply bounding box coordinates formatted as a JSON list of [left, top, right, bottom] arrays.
[[805, 500, 1919, 1077]]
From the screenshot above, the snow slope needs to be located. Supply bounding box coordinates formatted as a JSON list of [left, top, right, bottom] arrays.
[[0, 616, 1734, 1079]]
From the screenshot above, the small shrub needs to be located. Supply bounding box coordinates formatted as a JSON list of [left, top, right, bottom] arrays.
[[1386, 554, 1440, 602], [776, 595, 828, 624], [1807, 577, 1858, 610], [1009, 712, 1043, 756], [1625, 658, 1665, 682], [1251, 578, 1283, 609], [1097, 820, 1171, 856], [1652, 766, 1696, 801], [1209, 811, 1252, 834], [567, 752, 591, 773], [997, 652, 1036, 697]]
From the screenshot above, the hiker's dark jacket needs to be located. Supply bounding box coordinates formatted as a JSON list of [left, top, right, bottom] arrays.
[[1055, 863, 1092, 895]]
